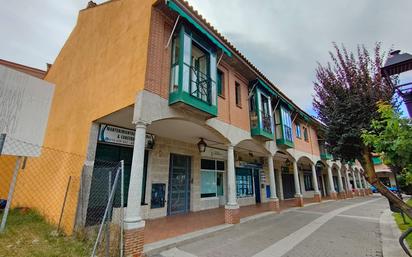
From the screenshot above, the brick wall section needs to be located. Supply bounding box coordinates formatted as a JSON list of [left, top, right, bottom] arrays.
[[338, 192, 347, 200], [313, 194, 322, 202], [124, 227, 145, 257], [225, 208, 240, 224], [295, 196, 304, 207], [330, 191, 338, 200], [268, 199, 280, 212], [144, 8, 173, 99]]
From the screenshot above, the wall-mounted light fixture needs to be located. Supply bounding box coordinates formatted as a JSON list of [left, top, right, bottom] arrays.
[[197, 138, 207, 153]]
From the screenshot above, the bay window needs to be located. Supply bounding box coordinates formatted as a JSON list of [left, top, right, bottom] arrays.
[[169, 25, 218, 117]]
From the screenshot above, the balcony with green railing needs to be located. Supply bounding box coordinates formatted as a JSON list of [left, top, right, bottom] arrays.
[[169, 24, 217, 117], [249, 84, 274, 140], [275, 105, 294, 148]]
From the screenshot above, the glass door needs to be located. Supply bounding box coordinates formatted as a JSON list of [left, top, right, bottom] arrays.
[[168, 154, 191, 215]]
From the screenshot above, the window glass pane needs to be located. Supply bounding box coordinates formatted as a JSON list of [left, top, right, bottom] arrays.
[[216, 161, 225, 171], [303, 127, 309, 141], [304, 174, 313, 191], [201, 159, 216, 170], [182, 33, 191, 93], [235, 83, 241, 106], [201, 170, 217, 198], [217, 70, 223, 96], [296, 124, 301, 138], [210, 53, 217, 105], [236, 169, 253, 197], [281, 107, 293, 142]]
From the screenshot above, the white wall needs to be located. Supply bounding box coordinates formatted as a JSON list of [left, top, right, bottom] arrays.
[[0, 65, 54, 157]]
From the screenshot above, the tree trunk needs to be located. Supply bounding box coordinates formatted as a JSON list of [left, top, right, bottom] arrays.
[[361, 145, 412, 219]]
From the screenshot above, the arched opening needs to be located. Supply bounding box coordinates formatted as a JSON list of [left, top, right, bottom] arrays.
[[273, 150, 295, 200], [296, 156, 315, 198]]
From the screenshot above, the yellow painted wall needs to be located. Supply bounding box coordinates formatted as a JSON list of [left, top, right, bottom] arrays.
[[8, 0, 156, 234]]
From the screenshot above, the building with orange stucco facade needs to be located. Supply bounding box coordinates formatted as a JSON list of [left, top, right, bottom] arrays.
[[4, 1, 372, 256]]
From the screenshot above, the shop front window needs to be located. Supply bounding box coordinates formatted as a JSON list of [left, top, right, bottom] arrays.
[[200, 159, 225, 198], [236, 168, 253, 197]]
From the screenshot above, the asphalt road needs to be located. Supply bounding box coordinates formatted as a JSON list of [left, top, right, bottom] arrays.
[[151, 196, 387, 257]]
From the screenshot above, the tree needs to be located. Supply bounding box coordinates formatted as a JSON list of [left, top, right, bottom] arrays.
[[362, 102, 412, 189], [313, 43, 412, 218]]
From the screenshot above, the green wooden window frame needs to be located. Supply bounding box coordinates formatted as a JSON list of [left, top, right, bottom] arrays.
[[250, 86, 274, 140], [217, 69, 224, 97], [169, 24, 218, 116], [276, 105, 294, 147]]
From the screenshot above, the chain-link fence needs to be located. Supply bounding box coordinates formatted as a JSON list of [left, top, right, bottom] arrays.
[[0, 136, 126, 256]]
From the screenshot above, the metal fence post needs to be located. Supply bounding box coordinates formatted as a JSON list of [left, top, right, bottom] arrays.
[[57, 176, 72, 234], [120, 160, 124, 257], [106, 171, 112, 257], [0, 156, 22, 233], [91, 165, 121, 257]]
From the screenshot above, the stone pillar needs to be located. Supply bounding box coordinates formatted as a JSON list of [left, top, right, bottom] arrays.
[[357, 171, 365, 196], [345, 169, 353, 198], [311, 163, 321, 202], [327, 165, 337, 200], [225, 145, 240, 224], [336, 167, 346, 199], [351, 169, 359, 196], [362, 175, 369, 196], [293, 160, 304, 207], [276, 166, 284, 200], [267, 155, 280, 212], [124, 122, 147, 257]]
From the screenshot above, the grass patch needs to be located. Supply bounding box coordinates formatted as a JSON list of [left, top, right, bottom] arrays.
[[0, 209, 93, 257], [393, 198, 412, 250]]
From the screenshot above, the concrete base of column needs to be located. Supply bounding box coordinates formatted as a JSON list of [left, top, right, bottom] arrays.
[[225, 205, 240, 224], [353, 189, 359, 196], [295, 196, 304, 207], [313, 193, 322, 202], [330, 191, 338, 200], [346, 190, 354, 198], [338, 191, 347, 199], [124, 226, 145, 257]]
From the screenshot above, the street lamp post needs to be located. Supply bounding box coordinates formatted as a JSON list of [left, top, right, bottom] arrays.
[[381, 50, 412, 117]]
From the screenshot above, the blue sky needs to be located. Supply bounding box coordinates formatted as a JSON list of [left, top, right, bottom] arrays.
[[1, 0, 412, 116]]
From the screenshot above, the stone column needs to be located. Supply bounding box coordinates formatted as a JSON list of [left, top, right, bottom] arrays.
[[276, 166, 284, 200], [327, 164, 337, 200], [124, 122, 147, 257], [311, 163, 321, 202], [267, 155, 280, 212], [293, 160, 304, 207], [357, 171, 365, 196], [345, 168, 353, 198], [225, 144, 240, 224], [351, 169, 359, 196], [336, 167, 346, 199]]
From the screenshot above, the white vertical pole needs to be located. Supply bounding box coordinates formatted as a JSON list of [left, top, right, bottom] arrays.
[[327, 165, 336, 194], [292, 160, 302, 197], [0, 156, 22, 233], [226, 145, 237, 206], [336, 167, 344, 193], [311, 163, 320, 194], [267, 155, 277, 199], [124, 122, 147, 230], [120, 160, 124, 257]]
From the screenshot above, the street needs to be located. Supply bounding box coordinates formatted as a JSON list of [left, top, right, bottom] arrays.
[[151, 196, 386, 257]]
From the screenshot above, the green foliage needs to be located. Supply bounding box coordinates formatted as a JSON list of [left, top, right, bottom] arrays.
[[313, 43, 395, 162], [362, 102, 412, 183], [393, 198, 412, 249]]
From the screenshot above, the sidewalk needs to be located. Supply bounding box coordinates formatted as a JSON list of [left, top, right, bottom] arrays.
[[380, 209, 409, 257]]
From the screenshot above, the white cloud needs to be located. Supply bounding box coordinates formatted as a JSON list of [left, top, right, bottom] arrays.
[[1, 0, 411, 113]]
